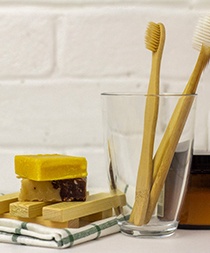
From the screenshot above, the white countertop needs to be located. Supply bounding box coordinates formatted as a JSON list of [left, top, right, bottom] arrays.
[[0, 229, 209, 253]]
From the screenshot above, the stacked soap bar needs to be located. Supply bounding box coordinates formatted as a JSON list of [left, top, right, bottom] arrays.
[[15, 154, 87, 202]]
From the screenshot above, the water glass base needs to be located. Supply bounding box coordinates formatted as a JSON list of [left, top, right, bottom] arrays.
[[118, 219, 178, 238]]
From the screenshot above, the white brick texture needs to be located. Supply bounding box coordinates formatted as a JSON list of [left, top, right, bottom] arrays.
[[58, 7, 199, 81], [0, 10, 55, 77], [0, 81, 103, 147]]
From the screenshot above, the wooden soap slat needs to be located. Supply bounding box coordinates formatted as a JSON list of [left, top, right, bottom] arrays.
[[0, 212, 79, 229], [1, 209, 114, 229], [0, 193, 19, 214], [10, 201, 51, 218], [43, 191, 126, 222], [79, 209, 113, 227], [9, 191, 90, 219]]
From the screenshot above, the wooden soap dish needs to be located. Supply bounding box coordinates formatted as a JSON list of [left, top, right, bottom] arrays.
[[0, 191, 126, 229]]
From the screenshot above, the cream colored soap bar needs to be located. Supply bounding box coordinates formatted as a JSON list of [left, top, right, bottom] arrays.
[[15, 154, 87, 181], [19, 178, 87, 202]]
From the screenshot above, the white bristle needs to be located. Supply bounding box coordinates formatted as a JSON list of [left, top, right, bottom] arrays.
[[193, 15, 210, 51]]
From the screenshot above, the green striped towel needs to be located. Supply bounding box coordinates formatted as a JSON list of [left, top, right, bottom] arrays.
[[0, 215, 129, 248]]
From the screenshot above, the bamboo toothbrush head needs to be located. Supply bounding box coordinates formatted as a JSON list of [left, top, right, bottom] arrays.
[[144, 22, 165, 96], [145, 22, 165, 54], [182, 14, 210, 96], [193, 15, 210, 51]]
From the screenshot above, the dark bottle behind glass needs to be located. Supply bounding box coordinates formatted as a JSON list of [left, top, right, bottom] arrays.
[[179, 155, 210, 229]]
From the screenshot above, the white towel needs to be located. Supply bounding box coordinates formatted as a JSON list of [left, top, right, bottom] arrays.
[[0, 214, 129, 249]]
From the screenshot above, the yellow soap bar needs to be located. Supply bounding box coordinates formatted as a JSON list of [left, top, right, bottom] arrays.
[[15, 154, 87, 181]]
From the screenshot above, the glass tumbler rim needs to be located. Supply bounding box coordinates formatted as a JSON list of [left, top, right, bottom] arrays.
[[101, 92, 197, 97]]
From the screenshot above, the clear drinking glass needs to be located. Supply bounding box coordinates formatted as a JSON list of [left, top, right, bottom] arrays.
[[101, 92, 197, 238]]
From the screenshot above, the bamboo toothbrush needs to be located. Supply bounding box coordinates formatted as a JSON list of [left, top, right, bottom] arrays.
[[129, 22, 165, 226], [145, 15, 210, 223]]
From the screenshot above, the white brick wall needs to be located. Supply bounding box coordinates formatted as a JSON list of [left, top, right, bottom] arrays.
[[0, 1, 210, 193]]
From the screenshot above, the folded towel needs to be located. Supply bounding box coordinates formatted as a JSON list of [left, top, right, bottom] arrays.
[[0, 215, 129, 249]]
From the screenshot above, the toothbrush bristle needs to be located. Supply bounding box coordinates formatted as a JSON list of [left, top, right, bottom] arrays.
[[145, 22, 160, 52], [193, 15, 210, 51]]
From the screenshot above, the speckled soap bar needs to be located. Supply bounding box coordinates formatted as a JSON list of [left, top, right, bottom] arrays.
[[15, 154, 87, 202], [19, 178, 87, 202]]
